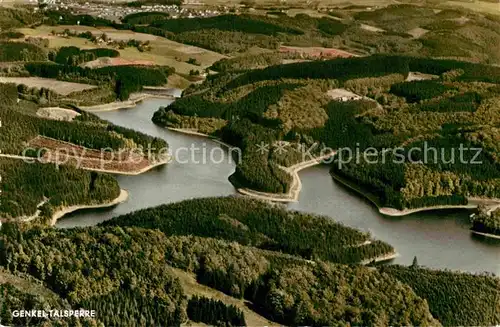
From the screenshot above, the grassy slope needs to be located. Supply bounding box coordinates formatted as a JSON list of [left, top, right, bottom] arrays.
[[17, 25, 225, 75], [0, 268, 67, 307], [168, 267, 280, 327], [441, 0, 500, 16]]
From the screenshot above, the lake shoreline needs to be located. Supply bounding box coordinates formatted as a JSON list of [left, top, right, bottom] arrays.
[[50, 189, 128, 226], [331, 172, 500, 217], [166, 127, 335, 202], [56, 97, 500, 274], [470, 230, 500, 240], [238, 152, 336, 202], [360, 251, 399, 265], [166, 127, 235, 149], [80, 93, 174, 112], [3, 190, 129, 225]]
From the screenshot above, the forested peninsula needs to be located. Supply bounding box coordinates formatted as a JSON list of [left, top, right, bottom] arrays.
[[471, 206, 500, 238], [153, 55, 500, 214]]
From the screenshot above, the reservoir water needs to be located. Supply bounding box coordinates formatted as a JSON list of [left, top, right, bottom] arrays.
[[56, 98, 500, 275]]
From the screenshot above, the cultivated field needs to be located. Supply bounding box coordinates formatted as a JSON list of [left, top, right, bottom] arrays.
[[327, 88, 382, 108], [0, 77, 96, 95], [406, 72, 439, 81], [443, 0, 500, 16], [279, 45, 358, 58], [17, 25, 226, 74]]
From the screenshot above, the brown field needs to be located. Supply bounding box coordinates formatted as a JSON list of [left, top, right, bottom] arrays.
[[0, 77, 96, 95], [28, 136, 162, 173], [279, 45, 358, 58]]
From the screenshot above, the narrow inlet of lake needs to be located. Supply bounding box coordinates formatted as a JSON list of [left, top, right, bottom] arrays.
[[56, 98, 500, 275]]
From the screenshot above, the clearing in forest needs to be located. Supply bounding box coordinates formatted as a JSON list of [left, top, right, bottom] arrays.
[[168, 267, 280, 327], [28, 135, 167, 175]]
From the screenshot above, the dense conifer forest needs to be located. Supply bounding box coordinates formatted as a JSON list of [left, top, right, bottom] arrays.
[[121, 11, 170, 25], [0, 42, 47, 62], [380, 265, 500, 326], [1, 211, 497, 326], [53, 46, 120, 66], [0, 225, 186, 326], [471, 207, 500, 236], [0, 158, 120, 221], [0, 83, 167, 155], [101, 197, 394, 264], [0, 81, 165, 221], [24, 62, 175, 100], [187, 296, 246, 326], [0, 223, 437, 326]]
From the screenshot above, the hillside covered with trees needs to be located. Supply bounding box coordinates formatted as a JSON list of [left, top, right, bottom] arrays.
[[0, 222, 436, 326], [24, 62, 175, 101], [471, 206, 500, 236], [101, 196, 394, 264], [381, 265, 500, 326], [154, 55, 500, 210], [0, 80, 166, 222], [0, 158, 120, 222], [1, 206, 498, 326]]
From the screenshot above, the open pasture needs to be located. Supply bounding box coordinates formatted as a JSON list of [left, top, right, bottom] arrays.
[[17, 25, 226, 74], [0, 76, 96, 95]]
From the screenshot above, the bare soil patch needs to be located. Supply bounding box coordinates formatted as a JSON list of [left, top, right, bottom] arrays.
[[82, 57, 155, 68], [406, 72, 440, 82], [37, 107, 81, 121], [360, 23, 385, 33], [327, 88, 363, 101], [407, 27, 429, 38], [451, 16, 471, 25]]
